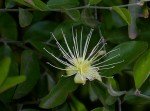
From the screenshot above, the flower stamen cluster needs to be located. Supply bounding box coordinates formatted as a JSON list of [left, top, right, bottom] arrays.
[[44, 28, 123, 84]]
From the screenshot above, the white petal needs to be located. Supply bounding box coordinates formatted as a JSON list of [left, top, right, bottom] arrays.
[[84, 68, 102, 82], [74, 73, 86, 85]]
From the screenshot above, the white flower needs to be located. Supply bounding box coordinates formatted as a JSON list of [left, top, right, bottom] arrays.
[[44, 28, 123, 85]]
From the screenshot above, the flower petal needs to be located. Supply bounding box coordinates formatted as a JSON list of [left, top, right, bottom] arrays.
[[85, 68, 102, 81], [74, 73, 86, 85]]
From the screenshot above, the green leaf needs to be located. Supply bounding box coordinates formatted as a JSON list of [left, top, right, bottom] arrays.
[[89, 0, 102, 5], [28, 40, 58, 61], [101, 41, 148, 76], [5, 0, 16, 8], [0, 57, 11, 86], [0, 54, 19, 103], [23, 21, 57, 41], [13, 50, 40, 99], [64, 9, 80, 21], [14, 0, 33, 7], [47, 0, 79, 9], [19, 8, 33, 27], [133, 49, 150, 88], [90, 81, 117, 106], [91, 107, 103, 111], [106, 28, 130, 44], [0, 76, 26, 93], [24, 0, 49, 11], [70, 96, 87, 111], [0, 12, 17, 40], [39, 76, 78, 109], [112, 6, 131, 25]]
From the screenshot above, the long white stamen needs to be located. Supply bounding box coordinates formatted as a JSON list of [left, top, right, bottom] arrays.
[[90, 42, 107, 61], [75, 29, 79, 57], [93, 60, 124, 67], [86, 38, 103, 60], [83, 28, 94, 59], [46, 62, 74, 70], [43, 48, 70, 66], [92, 48, 120, 64], [72, 28, 77, 57], [61, 72, 76, 77], [80, 27, 83, 57], [61, 29, 75, 59], [94, 54, 120, 66], [51, 32, 72, 60], [98, 66, 115, 70]]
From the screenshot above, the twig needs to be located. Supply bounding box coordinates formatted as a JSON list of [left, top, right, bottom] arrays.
[[0, 2, 143, 12], [135, 89, 150, 100], [118, 98, 122, 111]]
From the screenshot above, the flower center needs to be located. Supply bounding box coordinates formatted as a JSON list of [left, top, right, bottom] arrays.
[[73, 57, 91, 74]]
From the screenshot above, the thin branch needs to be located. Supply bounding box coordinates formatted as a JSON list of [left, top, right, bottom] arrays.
[[0, 8, 35, 12], [0, 2, 143, 12], [118, 98, 122, 111]]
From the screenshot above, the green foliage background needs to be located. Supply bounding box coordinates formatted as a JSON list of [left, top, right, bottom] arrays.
[[0, 0, 150, 111]]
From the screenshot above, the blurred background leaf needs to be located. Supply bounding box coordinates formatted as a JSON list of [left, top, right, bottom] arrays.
[[0, 13, 17, 40], [39, 76, 78, 109], [19, 8, 33, 27], [13, 50, 40, 99]]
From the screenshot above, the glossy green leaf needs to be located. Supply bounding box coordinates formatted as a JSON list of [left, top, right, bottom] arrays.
[[14, 0, 32, 7], [23, 21, 57, 41], [90, 81, 107, 105], [0, 53, 19, 103], [0, 76, 26, 93], [111, 10, 127, 28], [0, 57, 11, 86], [89, 0, 102, 5], [0, 12, 17, 40], [28, 40, 58, 61], [24, 0, 49, 11], [70, 96, 87, 111], [91, 107, 103, 111], [14, 50, 40, 99], [47, 0, 79, 9], [112, 6, 131, 25], [32, 11, 50, 23], [106, 28, 130, 44], [133, 49, 150, 88], [19, 8, 33, 27], [89, 84, 98, 101], [64, 9, 80, 21], [5, 0, 15, 8], [91, 107, 115, 111], [90, 81, 117, 106], [39, 76, 78, 109], [101, 41, 148, 76]]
